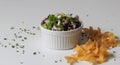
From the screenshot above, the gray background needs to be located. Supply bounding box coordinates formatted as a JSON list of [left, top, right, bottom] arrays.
[[0, 0, 120, 65]]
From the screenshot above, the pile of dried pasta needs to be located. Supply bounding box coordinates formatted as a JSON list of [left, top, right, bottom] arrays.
[[65, 27, 120, 65]]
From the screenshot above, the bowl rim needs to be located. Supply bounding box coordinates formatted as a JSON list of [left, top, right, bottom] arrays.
[[40, 21, 83, 33]]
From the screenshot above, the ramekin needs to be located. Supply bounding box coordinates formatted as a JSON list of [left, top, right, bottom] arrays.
[[40, 22, 83, 50]]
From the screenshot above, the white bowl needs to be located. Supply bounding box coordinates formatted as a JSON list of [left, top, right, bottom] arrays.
[[40, 22, 83, 50]]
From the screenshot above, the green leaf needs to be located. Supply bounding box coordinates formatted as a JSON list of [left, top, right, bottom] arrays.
[[70, 18, 79, 22], [57, 25, 64, 31], [42, 24, 47, 29]]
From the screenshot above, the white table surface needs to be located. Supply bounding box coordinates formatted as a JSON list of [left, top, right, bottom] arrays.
[[0, 0, 120, 65]]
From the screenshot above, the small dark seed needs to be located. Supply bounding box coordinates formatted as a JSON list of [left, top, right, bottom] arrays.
[[22, 50, 25, 54], [114, 58, 116, 61], [86, 14, 89, 17], [21, 39, 24, 41], [18, 36, 22, 38], [1, 45, 4, 47], [4, 45, 7, 48], [10, 27, 15, 30], [33, 33, 36, 35], [24, 37, 27, 40], [14, 33, 17, 38], [21, 21, 24, 24], [9, 43, 11, 45], [33, 52, 37, 55], [33, 26, 36, 29], [27, 32, 29, 34], [55, 61, 57, 63], [27, 29, 30, 31], [4, 38, 7, 40], [20, 62, 24, 64], [11, 45, 15, 48], [12, 39, 15, 41], [113, 51, 116, 53], [24, 29, 27, 32], [19, 28, 22, 30], [30, 32, 33, 35], [14, 34, 17, 37], [16, 50, 19, 52], [14, 33, 16, 35], [59, 60, 62, 62], [38, 52, 40, 54], [16, 43, 19, 46]]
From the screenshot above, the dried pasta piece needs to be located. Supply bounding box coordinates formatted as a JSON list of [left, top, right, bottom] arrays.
[[65, 27, 120, 65]]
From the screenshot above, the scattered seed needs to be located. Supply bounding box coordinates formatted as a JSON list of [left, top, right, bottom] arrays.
[[30, 32, 33, 35], [113, 51, 116, 53], [27, 29, 30, 31], [14, 33, 17, 38], [21, 21, 24, 24], [24, 29, 27, 32], [14, 33, 16, 35], [22, 50, 25, 54], [4, 45, 7, 48], [4, 38, 7, 40], [33, 26, 36, 29], [20, 62, 24, 64], [16, 50, 19, 52], [1, 45, 4, 47], [18, 36, 22, 38], [38, 52, 40, 54], [86, 14, 89, 17], [59, 60, 62, 62], [16, 43, 19, 46], [10, 27, 15, 30], [55, 60, 57, 63], [12, 39, 16, 41], [33, 52, 37, 55], [114, 58, 116, 61], [24, 37, 27, 40], [27, 32, 29, 34], [21, 39, 24, 41], [9, 43, 11, 45], [19, 28, 22, 30], [11, 45, 15, 48], [19, 28, 22, 31], [33, 33, 36, 35]]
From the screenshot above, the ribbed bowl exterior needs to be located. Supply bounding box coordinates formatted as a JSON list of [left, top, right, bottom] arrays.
[[40, 25, 82, 50]]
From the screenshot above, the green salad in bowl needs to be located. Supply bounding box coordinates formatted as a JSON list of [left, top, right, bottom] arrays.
[[41, 13, 81, 31], [40, 13, 83, 49]]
